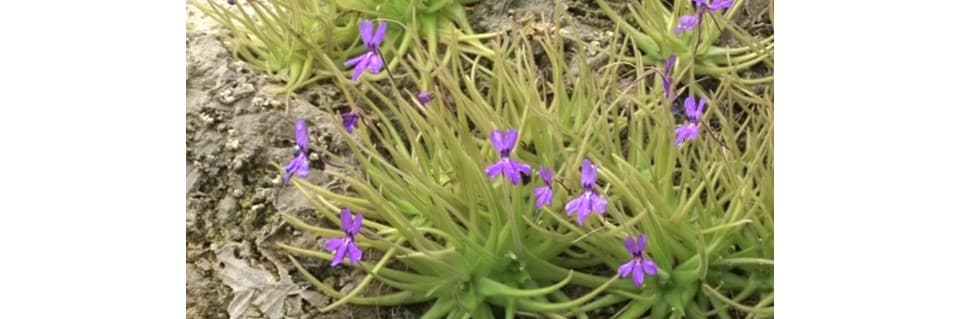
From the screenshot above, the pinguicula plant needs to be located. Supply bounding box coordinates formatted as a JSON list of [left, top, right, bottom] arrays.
[[318, 0, 502, 96], [190, 0, 356, 93], [278, 38, 655, 317], [328, 0, 496, 60], [531, 20, 772, 318], [191, 0, 499, 93], [270, 6, 772, 319], [594, 0, 773, 108]]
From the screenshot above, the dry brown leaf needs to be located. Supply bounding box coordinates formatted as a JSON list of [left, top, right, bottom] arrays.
[[215, 243, 301, 319]]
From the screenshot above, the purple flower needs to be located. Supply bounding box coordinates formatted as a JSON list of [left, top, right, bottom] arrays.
[[283, 119, 310, 184], [417, 91, 433, 106], [485, 129, 531, 185], [674, 14, 701, 34], [676, 1, 732, 35], [617, 234, 658, 287], [684, 96, 706, 123], [662, 55, 677, 99], [324, 208, 363, 267], [565, 159, 607, 225], [490, 128, 518, 155], [344, 20, 387, 81], [674, 122, 699, 146], [342, 111, 359, 134], [693, 0, 732, 11], [674, 96, 706, 147], [704, 0, 733, 12], [533, 166, 554, 209]]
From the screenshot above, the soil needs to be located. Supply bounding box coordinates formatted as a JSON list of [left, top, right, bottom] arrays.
[[185, 1, 772, 318]]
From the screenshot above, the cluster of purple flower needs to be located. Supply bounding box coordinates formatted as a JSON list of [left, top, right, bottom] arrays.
[[483, 129, 607, 225], [659, 56, 707, 147], [283, 126, 659, 286], [484, 129, 657, 286], [278, 17, 672, 287], [339, 20, 436, 136], [661, 0, 722, 147]]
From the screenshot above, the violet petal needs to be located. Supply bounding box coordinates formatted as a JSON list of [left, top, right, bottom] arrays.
[[618, 261, 635, 278], [358, 20, 374, 46], [642, 259, 658, 275], [632, 264, 646, 286], [581, 159, 597, 188]]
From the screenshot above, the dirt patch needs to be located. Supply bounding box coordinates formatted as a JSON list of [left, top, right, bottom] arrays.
[[730, 0, 773, 38]]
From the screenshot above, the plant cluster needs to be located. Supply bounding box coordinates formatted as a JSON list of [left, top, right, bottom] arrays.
[[594, 0, 773, 106], [191, 0, 497, 93], [201, 0, 774, 317]]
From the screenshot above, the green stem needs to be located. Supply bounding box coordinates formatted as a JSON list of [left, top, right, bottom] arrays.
[[512, 275, 619, 313], [702, 283, 774, 316], [287, 256, 429, 305]]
